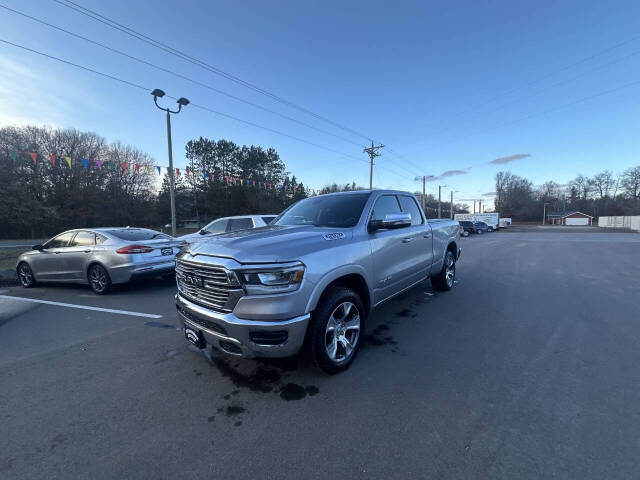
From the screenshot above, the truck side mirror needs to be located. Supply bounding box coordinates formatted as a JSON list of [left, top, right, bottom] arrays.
[[370, 212, 412, 231], [32, 244, 44, 250]]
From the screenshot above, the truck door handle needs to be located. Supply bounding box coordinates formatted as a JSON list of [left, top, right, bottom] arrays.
[[423, 233, 432, 238], [83, 250, 91, 253], [402, 237, 414, 243]]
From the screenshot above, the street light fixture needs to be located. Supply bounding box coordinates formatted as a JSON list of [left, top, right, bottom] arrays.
[[152, 88, 190, 237]]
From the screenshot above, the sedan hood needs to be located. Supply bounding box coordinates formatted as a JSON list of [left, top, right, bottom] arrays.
[[184, 225, 353, 264]]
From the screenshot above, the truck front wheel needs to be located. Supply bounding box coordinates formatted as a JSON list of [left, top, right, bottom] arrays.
[[309, 286, 365, 374]]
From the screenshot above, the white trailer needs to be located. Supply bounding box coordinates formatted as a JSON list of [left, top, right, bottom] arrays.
[[454, 213, 499, 231]]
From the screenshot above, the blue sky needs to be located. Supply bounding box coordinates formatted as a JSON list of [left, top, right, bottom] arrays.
[[1, 0, 640, 202]]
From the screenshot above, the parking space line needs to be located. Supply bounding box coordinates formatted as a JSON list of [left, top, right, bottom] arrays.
[[0, 295, 163, 319]]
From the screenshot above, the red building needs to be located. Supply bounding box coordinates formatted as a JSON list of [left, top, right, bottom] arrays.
[[546, 211, 593, 226]]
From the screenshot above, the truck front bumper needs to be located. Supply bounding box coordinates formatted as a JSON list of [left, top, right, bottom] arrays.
[[175, 293, 310, 358]]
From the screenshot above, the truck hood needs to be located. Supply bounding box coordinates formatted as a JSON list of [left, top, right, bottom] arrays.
[[184, 225, 353, 264]]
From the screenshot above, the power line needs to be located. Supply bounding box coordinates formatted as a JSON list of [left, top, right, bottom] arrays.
[[417, 77, 640, 156], [0, 38, 370, 166], [406, 45, 640, 157], [412, 30, 640, 144], [51, 0, 374, 143], [0, 3, 363, 148]]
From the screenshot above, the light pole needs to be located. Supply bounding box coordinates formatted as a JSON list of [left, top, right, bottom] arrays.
[[152, 88, 190, 237], [542, 202, 550, 225]]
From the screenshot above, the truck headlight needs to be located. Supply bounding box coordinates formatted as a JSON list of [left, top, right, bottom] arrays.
[[236, 263, 305, 294]]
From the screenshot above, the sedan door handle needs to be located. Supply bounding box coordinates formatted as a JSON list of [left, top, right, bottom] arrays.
[[83, 250, 91, 253], [423, 233, 432, 238], [402, 237, 414, 243]]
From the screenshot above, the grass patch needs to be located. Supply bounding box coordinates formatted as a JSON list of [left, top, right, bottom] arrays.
[[0, 247, 26, 270]]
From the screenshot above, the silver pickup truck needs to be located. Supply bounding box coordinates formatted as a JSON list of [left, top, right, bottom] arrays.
[[175, 190, 461, 373]]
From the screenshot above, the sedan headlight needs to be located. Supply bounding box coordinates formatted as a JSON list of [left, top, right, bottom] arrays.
[[236, 263, 305, 295]]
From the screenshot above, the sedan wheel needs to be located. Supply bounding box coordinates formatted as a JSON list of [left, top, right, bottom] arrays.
[[17, 262, 36, 288], [88, 264, 112, 294]]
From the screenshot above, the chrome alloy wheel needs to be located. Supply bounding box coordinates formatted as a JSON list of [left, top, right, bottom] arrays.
[[445, 254, 456, 288], [325, 301, 360, 363], [89, 266, 108, 293], [18, 263, 34, 287]]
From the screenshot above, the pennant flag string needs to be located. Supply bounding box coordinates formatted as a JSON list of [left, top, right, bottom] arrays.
[[3, 151, 306, 194]]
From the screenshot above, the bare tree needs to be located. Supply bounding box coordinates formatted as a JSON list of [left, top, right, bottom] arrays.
[[620, 166, 640, 205], [591, 170, 614, 199]]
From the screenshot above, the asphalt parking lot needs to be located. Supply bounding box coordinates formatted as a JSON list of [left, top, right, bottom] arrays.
[[1, 229, 639, 479]]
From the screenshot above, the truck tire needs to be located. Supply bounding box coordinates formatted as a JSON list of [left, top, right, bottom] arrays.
[[431, 250, 456, 291], [309, 286, 365, 374]]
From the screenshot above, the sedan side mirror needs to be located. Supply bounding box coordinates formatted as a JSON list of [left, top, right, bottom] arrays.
[[32, 244, 44, 250], [370, 212, 412, 231], [199, 230, 207, 235]]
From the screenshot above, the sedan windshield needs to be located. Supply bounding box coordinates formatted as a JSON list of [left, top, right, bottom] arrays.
[[273, 192, 371, 228]]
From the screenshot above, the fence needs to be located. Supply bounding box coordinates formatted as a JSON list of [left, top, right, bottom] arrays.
[[598, 216, 640, 231]]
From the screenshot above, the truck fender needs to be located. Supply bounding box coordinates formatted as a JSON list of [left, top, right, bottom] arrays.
[[305, 264, 373, 314]]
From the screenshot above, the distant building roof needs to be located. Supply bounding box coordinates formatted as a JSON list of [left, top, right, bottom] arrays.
[[547, 211, 593, 218]]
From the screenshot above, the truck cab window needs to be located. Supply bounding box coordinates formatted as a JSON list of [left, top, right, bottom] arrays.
[[371, 195, 401, 222]]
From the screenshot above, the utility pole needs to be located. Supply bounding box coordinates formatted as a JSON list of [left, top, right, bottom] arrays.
[[542, 202, 549, 225], [450, 190, 453, 219], [414, 175, 428, 213], [438, 185, 442, 218], [473, 200, 476, 213], [363, 141, 384, 190]]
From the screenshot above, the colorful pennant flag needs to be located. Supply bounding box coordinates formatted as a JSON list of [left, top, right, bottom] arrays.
[[9, 150, 17, 161], [156, 166, 161, 175], [135, 163, 140, 173], [96, 160, 102, 170], [145, 164, 150, 174], [49, 154, 56, 166], [29, 152, 37, 165], [65, 156, 71, 167], [82, 158, 88, 169], [120, 162, 127, 171]]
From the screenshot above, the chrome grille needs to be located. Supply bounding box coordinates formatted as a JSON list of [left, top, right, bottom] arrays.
[[175, 259, 243, 312]]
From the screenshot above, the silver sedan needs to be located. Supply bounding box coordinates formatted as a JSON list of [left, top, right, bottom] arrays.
[[16, 228, 184, 294]]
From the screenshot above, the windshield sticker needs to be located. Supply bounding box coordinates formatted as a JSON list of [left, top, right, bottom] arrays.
[[322, 232, 345, 241]]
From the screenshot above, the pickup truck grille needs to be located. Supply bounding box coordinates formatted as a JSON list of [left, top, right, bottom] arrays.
[[175, 259, 243, 313]]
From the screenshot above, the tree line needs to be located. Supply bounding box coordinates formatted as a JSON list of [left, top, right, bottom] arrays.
[[494, 167, 640, 221], [0, 125, 309, 239]]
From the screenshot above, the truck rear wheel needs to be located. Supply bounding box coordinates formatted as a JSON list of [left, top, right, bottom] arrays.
[[309, 286, 365, 374], [431, 250, 456, 291]]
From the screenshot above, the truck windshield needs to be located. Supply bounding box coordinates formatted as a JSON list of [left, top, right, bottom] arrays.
[[273, 192, 371, 228]]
